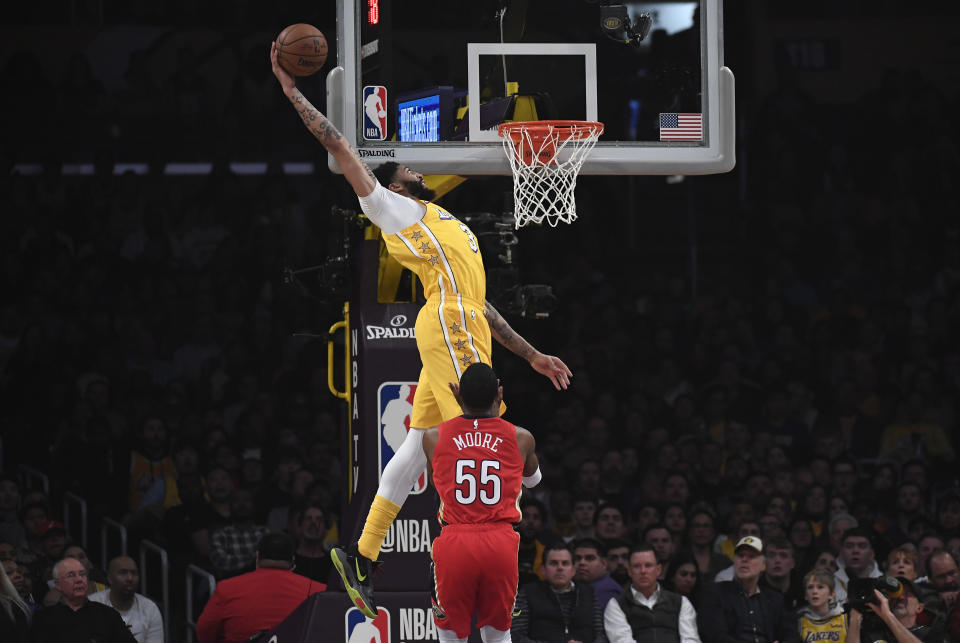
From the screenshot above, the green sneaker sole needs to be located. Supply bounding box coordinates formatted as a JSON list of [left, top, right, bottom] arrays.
[[332, 548, 377, 619]]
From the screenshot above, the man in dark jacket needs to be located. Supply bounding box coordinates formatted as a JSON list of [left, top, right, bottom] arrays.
[[512, 542, 606, 643], [696, 536, 799, 643]]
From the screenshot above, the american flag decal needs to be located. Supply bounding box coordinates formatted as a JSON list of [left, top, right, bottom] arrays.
[[659, 113, 703, 141]]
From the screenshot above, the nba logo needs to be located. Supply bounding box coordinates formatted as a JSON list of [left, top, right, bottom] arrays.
[[363, 85, 388, 141], [345, 606, 390, 643], [378, 382, 427, 495]]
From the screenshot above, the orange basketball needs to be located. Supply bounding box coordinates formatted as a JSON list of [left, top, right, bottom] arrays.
[[276, 23, 328, 77]]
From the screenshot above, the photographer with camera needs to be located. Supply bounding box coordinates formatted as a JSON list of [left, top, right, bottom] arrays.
[[846, 577, 945, 643]]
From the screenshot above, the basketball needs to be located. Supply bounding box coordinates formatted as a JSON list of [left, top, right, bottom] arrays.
[[276, 23, 328, 77]]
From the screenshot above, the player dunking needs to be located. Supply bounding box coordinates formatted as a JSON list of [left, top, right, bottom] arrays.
[[423, 363, 540, 643], [269, 43, 570, 617]]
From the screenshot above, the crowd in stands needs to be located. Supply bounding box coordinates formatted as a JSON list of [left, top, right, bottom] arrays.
[[2, 3, 960, 641]]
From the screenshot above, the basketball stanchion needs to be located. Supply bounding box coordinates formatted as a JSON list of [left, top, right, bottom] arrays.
[[497, 120, 604, 228]]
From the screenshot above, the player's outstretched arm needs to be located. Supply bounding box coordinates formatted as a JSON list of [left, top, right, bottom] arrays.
[[483, 300, 572, 391], [516, 427, 541, 487], [270, 42, 377, 198]]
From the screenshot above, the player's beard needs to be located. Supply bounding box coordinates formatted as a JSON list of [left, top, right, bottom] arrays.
[[401, 179, 436, 201]]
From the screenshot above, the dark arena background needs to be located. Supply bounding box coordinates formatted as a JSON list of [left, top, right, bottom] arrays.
[[2, 1, 960, 642]]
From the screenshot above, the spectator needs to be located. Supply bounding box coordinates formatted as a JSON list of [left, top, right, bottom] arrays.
[[0, 561, 29, 641], [0, 475, 24, 547], [3, 558, 34, 613], [512, 543, 605, 643], [31, 521, 68, 600], [596, 504, 628, 542], [127, 416, 177, 516], [16, 501, 49, 569], [606, 538, 632, 588], [643, 525, 675, 578], [291, 504, 331, 584], [923, 549, 959, 611], [195, 532, 325, 643], [885, 547, 920, 581], [29, 557, 135, 643], [565, 495, 598, 543], [760, 538, 802, 610], [208, 488, 269, 579], [697, 536, 799, 643], [796, 569, 846, 642], [848, 577, 944, 643], [160, 472, 216, 562], [663, 504, 688, 541], [43, 544, 107, 605], [813, 549, 840, 575], [835, 527, 883, 605], [664, 552, 701, 603], [915, 534, 944, 580], [935, 490, 960, 539], [264, 469, 315, 533], [89, 556, 163, 643], [788, 518, 816, 573], [603, 544, 700, 643], [687, 511, 730, 583], [828, 513, 859, 554], [573, 537, 623, 610], [518, 497, 551, 585]]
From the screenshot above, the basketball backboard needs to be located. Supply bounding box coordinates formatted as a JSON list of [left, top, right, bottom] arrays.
[[329, 0, 734, 175]]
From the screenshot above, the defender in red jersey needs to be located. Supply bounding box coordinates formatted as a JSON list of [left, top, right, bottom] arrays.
[[422, 364, 541, 643]]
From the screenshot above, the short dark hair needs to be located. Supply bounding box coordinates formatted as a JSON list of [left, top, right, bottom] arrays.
[[373, 161, 400, 187], [642, 523, 672, 541], [572, 537, 607, 557], [541, 542, 573, 566], [765, 537, 794, 554], [256, 532, 295, 563], [925, 548, 958, 578], [594, 504, 624, 526], [604, 537, 632, 552], [841, 526, 875, 547], [629, 543, 658, 559], [458, 363, 499, 410]]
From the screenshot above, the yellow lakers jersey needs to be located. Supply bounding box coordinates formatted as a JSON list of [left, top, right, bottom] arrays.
[[381, 201, 486, 304], [799, 611, 847, 643]]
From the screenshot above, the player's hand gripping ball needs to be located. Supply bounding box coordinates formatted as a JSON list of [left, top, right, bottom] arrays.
[[275, 23, 328, 77]]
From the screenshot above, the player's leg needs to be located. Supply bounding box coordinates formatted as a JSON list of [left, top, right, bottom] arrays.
[[332, 376, 432, 618], [416, 300, 503, 424], [432, 528, 477, 642], [479, 626, 512, 642], [476, 527, 520, 641]]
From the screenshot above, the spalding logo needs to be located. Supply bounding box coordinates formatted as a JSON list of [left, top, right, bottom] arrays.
[[390, 315, 407, 327]]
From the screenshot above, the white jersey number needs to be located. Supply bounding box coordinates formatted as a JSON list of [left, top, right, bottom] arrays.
[[454, 459, 502, 505], [458, 223, 479, 253]]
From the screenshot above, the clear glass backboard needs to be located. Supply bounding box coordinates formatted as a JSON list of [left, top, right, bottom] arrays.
[[328, 0, 734, 175]]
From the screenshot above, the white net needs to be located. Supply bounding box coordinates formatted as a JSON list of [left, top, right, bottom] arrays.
[[499, 121, 603, 228]]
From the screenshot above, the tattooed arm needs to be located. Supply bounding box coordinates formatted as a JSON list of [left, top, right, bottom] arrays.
[[270, 42, 377, 198], [484, 300, 572, 391]]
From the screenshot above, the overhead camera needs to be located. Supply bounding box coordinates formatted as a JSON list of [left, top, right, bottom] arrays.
[[599, 4, 652, 47]]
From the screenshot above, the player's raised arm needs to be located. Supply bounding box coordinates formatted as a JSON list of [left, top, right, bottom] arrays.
[[483, 300, 572, 390], [270, 42, 377, 198]]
